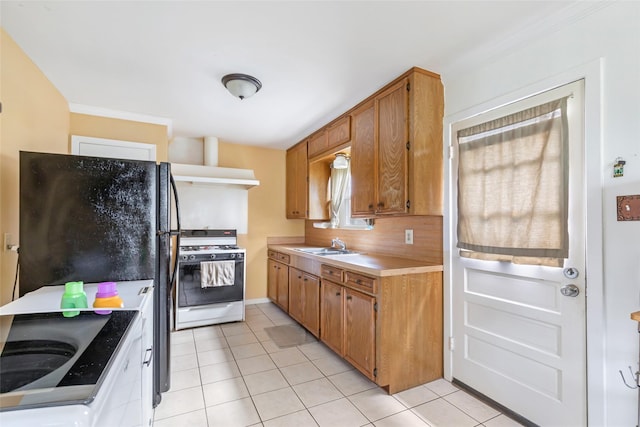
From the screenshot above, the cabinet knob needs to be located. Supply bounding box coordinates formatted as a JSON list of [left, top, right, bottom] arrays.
[[356, 279, 362, 284], [346, 295, 352, 300], [368, 204, 374, 210], [336, 292, 341, 296]]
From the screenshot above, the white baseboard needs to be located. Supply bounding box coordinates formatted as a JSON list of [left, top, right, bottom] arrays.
[[245, 298, 271, 305]]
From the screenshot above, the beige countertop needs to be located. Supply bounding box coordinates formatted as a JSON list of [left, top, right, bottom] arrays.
[[269, 244, 443, 277]]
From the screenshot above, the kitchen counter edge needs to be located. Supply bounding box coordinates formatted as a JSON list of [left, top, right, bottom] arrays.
[[268, 245, 443, 277]]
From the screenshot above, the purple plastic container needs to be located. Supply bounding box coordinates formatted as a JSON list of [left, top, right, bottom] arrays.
[[93, 281, 124, 315]]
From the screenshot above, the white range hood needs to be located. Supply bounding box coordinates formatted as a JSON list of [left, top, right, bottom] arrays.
[[170, 137, 259, 189], [171, 163, 259, 188]]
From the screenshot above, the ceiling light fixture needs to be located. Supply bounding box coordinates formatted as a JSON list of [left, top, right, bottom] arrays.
[[221, 73, 262, 100], [332, 153, 350, 169]]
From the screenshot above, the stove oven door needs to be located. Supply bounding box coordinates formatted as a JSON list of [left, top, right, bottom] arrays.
[[176, 256, 244, 308]]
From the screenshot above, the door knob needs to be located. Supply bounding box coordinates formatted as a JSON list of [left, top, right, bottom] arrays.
[[560, 284, 580, 297]]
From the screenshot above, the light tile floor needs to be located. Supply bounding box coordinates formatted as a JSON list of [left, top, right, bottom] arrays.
[[154, 303, 524, 427]]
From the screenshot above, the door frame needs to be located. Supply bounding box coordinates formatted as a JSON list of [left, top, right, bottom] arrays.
[[443, 58, 604, 425]]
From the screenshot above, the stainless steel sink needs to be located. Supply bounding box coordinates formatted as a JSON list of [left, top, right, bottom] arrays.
[[295, 247, 360, 256]]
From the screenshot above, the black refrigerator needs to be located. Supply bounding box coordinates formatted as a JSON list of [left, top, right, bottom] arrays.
[[19, 150, 180, 407]]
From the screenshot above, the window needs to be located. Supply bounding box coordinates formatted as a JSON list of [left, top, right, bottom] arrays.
[[456, 97, 570, 266]]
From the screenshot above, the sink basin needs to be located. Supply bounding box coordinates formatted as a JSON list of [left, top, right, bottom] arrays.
[[295, 247, 359, 256]]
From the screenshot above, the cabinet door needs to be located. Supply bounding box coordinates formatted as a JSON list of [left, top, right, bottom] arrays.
[[376, 78, 408, 215], [307, 130, 328, 158], [267, 259, 279, 302], [327, 116, 351, 149], [303, 273, 320, 337], [344, 288, 376, 379], [350, 100, 377, 216], [276, 262, 289, 311], [320, 280, 344, 355], [288, 268, 304, 323], [286, 142, 308, 218]]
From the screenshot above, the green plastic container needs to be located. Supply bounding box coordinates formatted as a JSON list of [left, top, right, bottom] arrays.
[[60, 281, 88, 317]]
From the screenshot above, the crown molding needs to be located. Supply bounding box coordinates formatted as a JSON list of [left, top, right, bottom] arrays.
[[69, 103, 173, 137]]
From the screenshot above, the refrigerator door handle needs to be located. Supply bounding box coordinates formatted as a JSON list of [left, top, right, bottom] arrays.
[[169, 173, 181, 291]]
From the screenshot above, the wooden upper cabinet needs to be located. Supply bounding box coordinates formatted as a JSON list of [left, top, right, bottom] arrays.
[[288, 67, 443, 220], [407, 69, 445, 216], [376, 78, 408, 215], [350, 100, 377, 216], [327, 116, 351, 148], [308, 115, 351, 159], [307, 130, 328, 158], [351, 79, 408, 217], [350, 68, 443, 217], [286, 142, 308, 218]]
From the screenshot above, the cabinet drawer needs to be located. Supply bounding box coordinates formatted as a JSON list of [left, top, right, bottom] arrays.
[[345, 271, 377, 294], [268, 250, 290, 264], [321, 264, 344, 282]]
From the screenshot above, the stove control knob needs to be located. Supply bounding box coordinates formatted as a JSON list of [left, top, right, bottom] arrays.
[[230, 253, 236, 259], [188, 255, 196, 261], [181, 255, 188, 261], [210, 254, 216, 260], [237, 253, 243, 259]]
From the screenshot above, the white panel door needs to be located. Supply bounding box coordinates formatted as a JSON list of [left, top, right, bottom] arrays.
[[451, 80, 585, 426]]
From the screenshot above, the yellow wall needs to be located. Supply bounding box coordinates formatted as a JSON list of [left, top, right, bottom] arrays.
[[217, 141, 304, 300], [70, 113, 169, 161], [0, 29, 70, 305], [0, 28, 299, 305]]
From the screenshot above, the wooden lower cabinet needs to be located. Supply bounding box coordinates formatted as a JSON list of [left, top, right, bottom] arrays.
[[320, 268, 443, 394], [320, 280, 376, 380], [344, 288, 376, 379], [267, 258, 289, 311], [288, 267, 320, 337], [288, 268, 304, 323], [320, 279, 344, 355]]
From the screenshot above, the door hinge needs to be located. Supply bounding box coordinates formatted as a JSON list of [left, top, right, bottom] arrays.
[[406, 141, 410, 150], [449, 337, 455, 351], [406, 200, 410, 210], [406, 82, 410, 92], [374, 302, 378, 312], [373, 368, 378, 377]]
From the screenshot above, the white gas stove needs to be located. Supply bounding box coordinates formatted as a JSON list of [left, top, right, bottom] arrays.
[[175, 229, 246, 330]]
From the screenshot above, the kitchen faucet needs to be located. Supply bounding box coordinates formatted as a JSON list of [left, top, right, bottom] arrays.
[[331, 238, 346, 250]]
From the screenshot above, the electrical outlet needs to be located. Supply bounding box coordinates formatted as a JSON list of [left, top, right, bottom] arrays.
[[405, 229, 414, 245]]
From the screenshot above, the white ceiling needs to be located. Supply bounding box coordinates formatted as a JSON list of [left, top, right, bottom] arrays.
[[1, 1, 588, 150]]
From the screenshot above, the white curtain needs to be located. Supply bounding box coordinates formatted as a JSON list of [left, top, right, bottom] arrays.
[[330, 161, 350, 228], [456, 97, 569, 266]]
